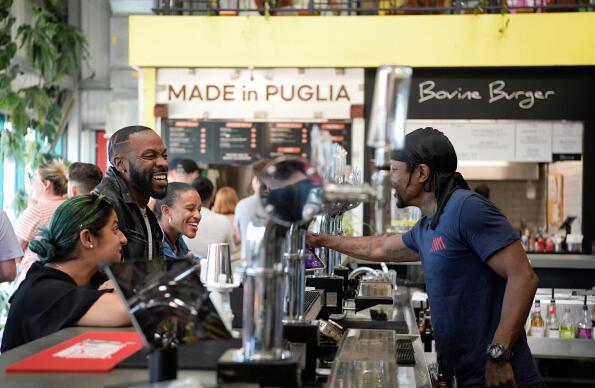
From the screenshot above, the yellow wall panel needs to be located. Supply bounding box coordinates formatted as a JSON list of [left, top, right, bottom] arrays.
[[129, 14, 595, 68]]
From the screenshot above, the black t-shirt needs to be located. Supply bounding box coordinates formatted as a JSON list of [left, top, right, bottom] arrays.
[[1, 261, 109, 352]]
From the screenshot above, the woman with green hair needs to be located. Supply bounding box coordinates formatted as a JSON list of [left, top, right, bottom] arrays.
[[1, 193, 131, 352]]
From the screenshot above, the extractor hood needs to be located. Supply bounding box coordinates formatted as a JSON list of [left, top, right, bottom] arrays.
[[458, 161, 539, 181]]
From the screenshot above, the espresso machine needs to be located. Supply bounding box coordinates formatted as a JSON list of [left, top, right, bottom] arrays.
[[217, 65, 413, 386]]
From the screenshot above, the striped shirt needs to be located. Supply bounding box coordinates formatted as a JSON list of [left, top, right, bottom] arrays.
[[15, 198, 65, 283]]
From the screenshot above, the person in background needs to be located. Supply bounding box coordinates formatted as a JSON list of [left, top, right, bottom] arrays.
[[1, 193, 130, 352], [309, 127, 541, 387], [213, 186, 241, 259], [213, 186, 240, 235], [475, 183, 491, 200], [234, 160, 269, 261], [155, 182, 202, 260], [15, 160, 68, 283], [0, 209, 23, 283], [94, 125, 168, 261], [168, 158, 201, 184], [184, 177, 235, 259], [67, 162, 103, 197]]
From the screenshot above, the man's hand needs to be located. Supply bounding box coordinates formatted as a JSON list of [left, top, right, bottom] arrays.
[[485, 359, 517, 388], [306, 232, 323, 248]]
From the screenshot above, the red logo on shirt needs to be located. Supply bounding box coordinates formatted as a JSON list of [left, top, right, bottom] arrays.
[[430, 235, 446, 253]]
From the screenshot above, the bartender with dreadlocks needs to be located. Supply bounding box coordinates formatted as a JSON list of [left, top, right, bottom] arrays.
[[309, 127, 542, 388]]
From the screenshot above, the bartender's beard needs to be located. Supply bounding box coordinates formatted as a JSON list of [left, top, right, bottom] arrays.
[[129, 166, 167, 199], [395, 194, 412, 209]]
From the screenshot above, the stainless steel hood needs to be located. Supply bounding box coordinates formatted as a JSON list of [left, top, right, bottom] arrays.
[[458, 161, 540, 181]]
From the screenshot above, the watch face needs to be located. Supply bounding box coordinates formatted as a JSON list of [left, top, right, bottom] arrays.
[[489, 345, 503, 358]]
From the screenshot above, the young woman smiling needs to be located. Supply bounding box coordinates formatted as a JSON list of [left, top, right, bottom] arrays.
[[1, 193, 130, 352], [156, 182, 202, 260]]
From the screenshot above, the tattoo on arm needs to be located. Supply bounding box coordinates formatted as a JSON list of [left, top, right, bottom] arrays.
[[321, 235, 418, 262], [385, 247, 418, 261]]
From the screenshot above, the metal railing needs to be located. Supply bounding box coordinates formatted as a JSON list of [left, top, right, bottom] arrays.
[[153, 0, 594, 15]]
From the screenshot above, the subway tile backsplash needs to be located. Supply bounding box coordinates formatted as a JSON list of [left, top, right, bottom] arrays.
[[470, 161, 582, 234], [470, 177, 547, 231]]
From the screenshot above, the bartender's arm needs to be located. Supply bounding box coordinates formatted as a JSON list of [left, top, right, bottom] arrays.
[[307, 233, 418, 262], [485, 240, 539, 387]]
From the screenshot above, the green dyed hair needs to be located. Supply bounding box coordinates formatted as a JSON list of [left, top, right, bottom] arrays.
[[29, 192, 114, 264]]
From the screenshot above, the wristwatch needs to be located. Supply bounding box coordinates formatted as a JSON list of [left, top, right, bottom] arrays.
[[486, 343, 514, 362]]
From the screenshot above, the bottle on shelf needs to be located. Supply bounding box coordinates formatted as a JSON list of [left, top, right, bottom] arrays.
[[529, 300, 545, 337], [436, 359, 447, 388], [535, 233, 545, 253], [546, 289, 560, 339], [418, 307, 426, 336], [577, 295, 593, 340], [559, 306, 576, 339], [422, 307, 434, 352]]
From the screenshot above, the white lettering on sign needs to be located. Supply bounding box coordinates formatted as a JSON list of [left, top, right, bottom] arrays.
[[418, 81, 482, 103], [488, 81, 555, 110], [417, 80, 555, 110]]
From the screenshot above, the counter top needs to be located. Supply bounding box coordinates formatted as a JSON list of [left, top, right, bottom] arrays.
[[340, 288, 432, 388], [357, 254, 595, 269], [1, 290, 432, 388], [527, 337, 595, 360], [0, 327, 217, 388], [526, 253, 595, 269]]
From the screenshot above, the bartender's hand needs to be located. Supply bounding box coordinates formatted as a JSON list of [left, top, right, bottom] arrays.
[[306, 232, 323, 248], [485, 359, 517, 388]]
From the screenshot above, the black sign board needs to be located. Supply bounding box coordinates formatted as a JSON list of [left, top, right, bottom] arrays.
[[163, 120, 351, 165], [552, 154, 582, 162], [365, 68, 595, 121]]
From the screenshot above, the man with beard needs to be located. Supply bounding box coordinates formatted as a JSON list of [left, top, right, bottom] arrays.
[[95, 126, 168, 261], [308, 127, 542, 388]]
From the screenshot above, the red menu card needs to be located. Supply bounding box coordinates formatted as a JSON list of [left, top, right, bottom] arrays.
[[6, 331, 144, 373]]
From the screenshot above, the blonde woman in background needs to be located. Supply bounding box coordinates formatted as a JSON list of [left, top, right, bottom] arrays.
[[212, 186, 241, 259], [14, 160, 68, 284]]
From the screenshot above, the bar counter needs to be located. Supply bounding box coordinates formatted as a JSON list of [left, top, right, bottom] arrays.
[[0, 287, 432, 388], [339, 288, 432, 388]]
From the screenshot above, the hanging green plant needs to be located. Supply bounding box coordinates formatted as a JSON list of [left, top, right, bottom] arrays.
[[0, 0, 87, 213]]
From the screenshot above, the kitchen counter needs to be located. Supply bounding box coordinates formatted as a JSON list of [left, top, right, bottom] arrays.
[[526, 253, 595, 269], [527, 337, 595, 360]]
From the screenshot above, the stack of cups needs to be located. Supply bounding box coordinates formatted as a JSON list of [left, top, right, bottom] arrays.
[[204, 243, 235, 333]]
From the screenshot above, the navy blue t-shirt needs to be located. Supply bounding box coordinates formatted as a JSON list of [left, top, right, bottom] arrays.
[[403, 190, 540, 387]]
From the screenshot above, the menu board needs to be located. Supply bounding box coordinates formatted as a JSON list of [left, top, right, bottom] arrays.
[[515, 122, 552, 162], [163, 120, 351, 165], [165, 120, 200, 158], [552, 122, 583, 154], [442, 122, 515, 161], [265, 122, 309, 159]]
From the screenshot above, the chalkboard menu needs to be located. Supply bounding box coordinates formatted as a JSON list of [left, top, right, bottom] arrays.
[[163, 120, 351, 165]]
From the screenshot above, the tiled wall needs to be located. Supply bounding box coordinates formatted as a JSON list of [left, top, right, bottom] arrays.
[[470, 161, 583, 234], [470, 166, 548, 232]]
